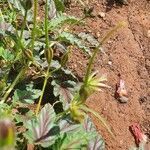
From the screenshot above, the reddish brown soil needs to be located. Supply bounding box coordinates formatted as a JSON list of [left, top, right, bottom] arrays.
[[67, 0, 150, 149]]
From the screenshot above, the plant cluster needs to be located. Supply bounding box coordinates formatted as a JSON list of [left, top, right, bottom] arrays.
[[0, 0, 124, 149]]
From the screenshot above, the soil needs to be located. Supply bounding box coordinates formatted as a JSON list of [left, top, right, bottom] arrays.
[[66, 0, 150, 149]]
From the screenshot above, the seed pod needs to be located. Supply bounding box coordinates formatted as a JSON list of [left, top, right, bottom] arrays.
[[60, 49, 70, 67], [45, 48, 53, 64], [0, 60, 5, 68], [0, 119, 15, 147], [69, 104, 85, 123], [25, 0, 32, 10], [24, 49, 33, 61], [79, 85, 90, 103], [21, 0, 32, 10]]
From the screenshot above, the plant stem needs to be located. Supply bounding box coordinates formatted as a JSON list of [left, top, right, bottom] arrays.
[[35, 64, 51, 116], [31, 0, 38, 51], [100, 22, 126, 45], [35, 0, 51, 116], [45, 0, 49, 49], [20, 9, 28, 39], [84, 45, 100, 85], [0, 67, 26, 104], [84, 22, 126, 85], [0, 8, 4, 21]]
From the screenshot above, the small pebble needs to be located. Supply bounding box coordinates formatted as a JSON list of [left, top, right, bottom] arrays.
[[119, 96, 128, 103], [108, 61, 112, 65], [96, 32, 101, 37], [98, 12, 106, 18]]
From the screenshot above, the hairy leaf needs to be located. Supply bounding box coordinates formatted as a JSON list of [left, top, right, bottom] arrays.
[[58, 32, 91, 54], [7, 0, 24, 13], [48, 14, 80, 30], [52, 128, 90, 150], [8, 0, 33, 21], [52, 80, 76, 108], [24, 104, 58, 147], [0, 47, 14, 61], [13, 83, 41, 104], [58, 116, 81, 134], [54, 0, 65, 12], [78, 32, 99, 47]]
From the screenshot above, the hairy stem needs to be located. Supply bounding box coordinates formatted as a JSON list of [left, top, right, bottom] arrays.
[[20, 9, 28, 39], [84, 46, 100, 85], [1, 67, 26, 104], [35, 0, 50, 116], [31, 0, 38, 51], [84, 22, 126, 85], [35, 65, 50, 116], [45, 0, 49, 49]]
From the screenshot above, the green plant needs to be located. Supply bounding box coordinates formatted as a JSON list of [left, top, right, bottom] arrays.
[[0, 0, 125, 149]]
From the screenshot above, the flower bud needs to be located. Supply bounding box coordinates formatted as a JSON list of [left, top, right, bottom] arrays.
[[0, 119, 15, 148], [69, 104, 85, 123], [45, 48, 53, 64], [25, 0, 32, 10], [79, 85, 89, 103], [60, 49, 70, 67], [23, 49, 33, 61], [21, 0, 32, 11]]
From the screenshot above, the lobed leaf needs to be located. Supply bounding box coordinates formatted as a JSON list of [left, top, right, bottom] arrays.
[[78, 32, 99, 47], [58, 31, 91, 54], [58, 116, 81, 134], [52, 80, 76, 109], [48, 14, 80, 30], [0, 47, 14, 61], [13, 83, 42, 104], [54, 0, 65, 12], [25, 104, 58, 147]]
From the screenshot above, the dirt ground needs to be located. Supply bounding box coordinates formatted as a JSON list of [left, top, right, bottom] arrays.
[[66, 0, 150, 149]]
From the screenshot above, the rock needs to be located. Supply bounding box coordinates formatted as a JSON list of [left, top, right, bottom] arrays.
[[119, 96, 129, 103], [98, 12, 106, 18], [108, 61, 112, 66]]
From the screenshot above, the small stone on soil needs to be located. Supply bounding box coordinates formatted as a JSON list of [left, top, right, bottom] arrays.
[[98, 12, 106, 18]]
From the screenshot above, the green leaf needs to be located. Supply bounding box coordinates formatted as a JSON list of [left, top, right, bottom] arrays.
[[78, 32, 99, 47], [48, 14, 80, 30], [58, 117, 81, 134], [54, 0, 65, 12], [51, 80, 76, 108], [58, 32, 91, 54], [53, 126, 90, 150], [12, 83, 41, 104], [8, 0, 33, 21], [0, 47, 14, 61], [8, 0, 25, 14], [24, 104, 58, 147], [52, 116, 101, 150]]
